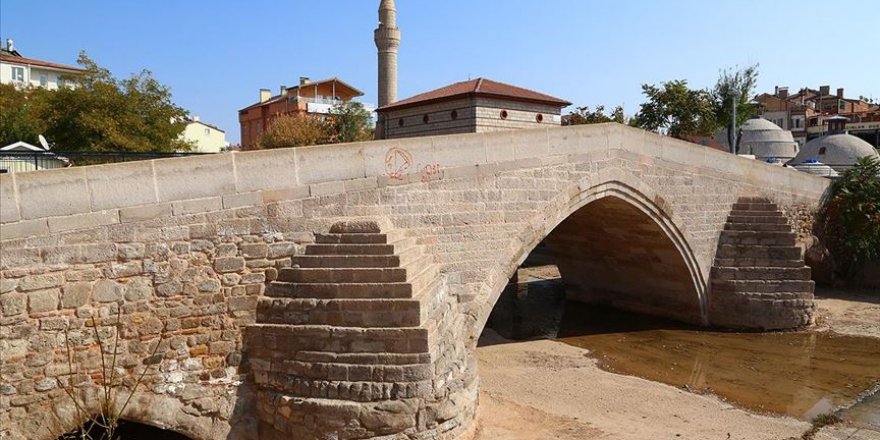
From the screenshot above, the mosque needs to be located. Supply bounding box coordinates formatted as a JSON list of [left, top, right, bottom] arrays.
[[372, 0, 570, 140]]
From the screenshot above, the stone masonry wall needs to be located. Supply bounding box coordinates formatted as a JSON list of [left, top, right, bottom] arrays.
[[0, 124, 830, 439]]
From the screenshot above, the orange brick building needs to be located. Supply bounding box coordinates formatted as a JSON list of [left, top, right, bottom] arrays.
[[238, 78, 363, 149]]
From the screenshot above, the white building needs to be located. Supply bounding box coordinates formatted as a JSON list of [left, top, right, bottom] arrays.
[[180, 116, 228, 153], [0, 141, 70, 173], [0, 39, 84, 90]]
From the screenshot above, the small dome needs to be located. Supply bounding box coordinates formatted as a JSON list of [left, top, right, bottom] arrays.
[[793, 161, 839, 178], [790, 134, 879, 171], [736, 118, 800, 161]]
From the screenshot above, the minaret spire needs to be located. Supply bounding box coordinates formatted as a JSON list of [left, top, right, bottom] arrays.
[[375, 0, 400, 110]]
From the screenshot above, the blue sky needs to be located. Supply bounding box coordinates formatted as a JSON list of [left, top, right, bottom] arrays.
[[2, 0, 878, 144]]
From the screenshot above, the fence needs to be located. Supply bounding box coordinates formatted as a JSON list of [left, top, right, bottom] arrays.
[[0, 151, 213, 173]]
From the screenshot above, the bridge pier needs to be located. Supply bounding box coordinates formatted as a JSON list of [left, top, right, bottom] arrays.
[[245, 220, 476, 439]]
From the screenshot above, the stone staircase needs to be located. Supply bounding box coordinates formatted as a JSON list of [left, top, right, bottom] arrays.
[[246, 221, 445, 437], [709, 198, 815, 329]]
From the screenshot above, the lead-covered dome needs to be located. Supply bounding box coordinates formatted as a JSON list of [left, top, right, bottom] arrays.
[[790, 134, 879, 171], [736, 118, 800, 161]]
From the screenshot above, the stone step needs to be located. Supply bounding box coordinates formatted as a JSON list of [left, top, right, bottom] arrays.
[[724, 222, 792, 232], [718, 231, 797, 246], [278, 267, 409, 283], [727, 215, 788, 224], [728, 210, 784, 218], [713, 258, 806, 268], [305, 243, 396, 256], [256, 297, 422, 327], [716, 244, 802, 260], [711, 266, 812, 281], [253, 373, 432, 402], [293, 351, 431, 366], [731, 202, 779, 211], [304, 236, 417, 256], [272, 358, 433, 383], [246, 324, 429, 353], [290, 245, 422, 269], [314, 231, 401, 244], [711, 279, 815, 294], [265, 281, 414, 299]]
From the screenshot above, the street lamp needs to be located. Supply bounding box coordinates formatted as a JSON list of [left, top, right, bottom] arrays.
[[731, 89, 741, 154]]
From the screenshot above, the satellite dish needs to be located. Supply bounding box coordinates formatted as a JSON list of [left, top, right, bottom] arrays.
[[38, 134, 51, 150]]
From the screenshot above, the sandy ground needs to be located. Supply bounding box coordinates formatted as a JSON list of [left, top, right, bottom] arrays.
[[471, 276, 880, 440], [814, 285, 880, 339]]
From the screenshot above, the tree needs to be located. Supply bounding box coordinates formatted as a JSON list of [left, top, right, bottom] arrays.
[[712, 64, 759, 149], [328, 101, 373, 143], [0, 83, 46, 146], [563, 105, 627, 125], [36, 52, 191, 153], [257, 113, 331, 149], [631, 80, 717, 138]]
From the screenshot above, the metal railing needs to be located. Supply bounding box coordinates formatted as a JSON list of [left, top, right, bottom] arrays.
[[0, 151, 214, 173]]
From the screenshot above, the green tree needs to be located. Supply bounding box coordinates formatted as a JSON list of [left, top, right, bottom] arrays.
[[0, 83, 46, 146], [563, 105, 626, 125], [631, 80, 717, 139], [712, 64, 759, 149], [328, 101, 373, 143], [37, 52, 191, 153], [257, 113, 331, 149], [817, 156, 880, 281]]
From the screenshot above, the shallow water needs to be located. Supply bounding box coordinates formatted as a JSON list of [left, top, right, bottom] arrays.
[[485, 276, 880, 421]]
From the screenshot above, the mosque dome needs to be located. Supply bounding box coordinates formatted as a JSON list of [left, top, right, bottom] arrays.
[[736, 118, 800, 161], [790, 134, 879, 172]]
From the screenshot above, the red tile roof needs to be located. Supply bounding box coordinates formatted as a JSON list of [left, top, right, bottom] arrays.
[[0, 53, 85, 73], [238, 77, 364, 112], [379, 77, 571, 111]]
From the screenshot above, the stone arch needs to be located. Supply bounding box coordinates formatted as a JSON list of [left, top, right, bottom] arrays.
[[475, 177, 707, 338], [19, 391, 227, 440]]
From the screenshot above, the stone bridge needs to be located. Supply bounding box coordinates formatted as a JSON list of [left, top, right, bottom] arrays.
[[0, 123, 829, 440]]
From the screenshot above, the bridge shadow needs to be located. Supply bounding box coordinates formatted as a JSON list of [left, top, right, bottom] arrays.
[[814, 284, 880, 305], [478, 260, 694, 348]]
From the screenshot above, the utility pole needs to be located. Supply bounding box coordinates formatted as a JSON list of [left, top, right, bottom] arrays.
[[731, 90, 741, 154]]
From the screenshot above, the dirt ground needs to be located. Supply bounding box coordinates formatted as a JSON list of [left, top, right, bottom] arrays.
[[471, 272, 880, 440], [814, 285, 880, 339]]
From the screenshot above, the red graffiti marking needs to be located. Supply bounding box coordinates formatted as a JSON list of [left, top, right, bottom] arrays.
[[421, 163, 441, 182], [384, 147, 413, 180]]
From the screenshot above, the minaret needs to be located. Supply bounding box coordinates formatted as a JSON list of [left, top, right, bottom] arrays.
[[374, 0, 400, 138]]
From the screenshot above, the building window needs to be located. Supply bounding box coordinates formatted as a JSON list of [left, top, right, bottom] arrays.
[[398, 118, 404, 127], [500, 110, 508, 120], [818, 147, 827, 155], [451, 110, 458, 120], [422, 114, 429, 124], [57, 76, 66, 88], [11, 66, 24, 82], [535, 113, 544, 123], [204, 128, 210, 135], [39, 74, 48, 87]]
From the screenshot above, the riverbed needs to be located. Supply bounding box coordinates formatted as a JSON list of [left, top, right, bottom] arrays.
[[472, 266, 880, 440]]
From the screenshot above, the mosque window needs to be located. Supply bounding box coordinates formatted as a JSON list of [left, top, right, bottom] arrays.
[[536, 113, 544, 123], [451, 110, 458, 120], [398, 118, 404, 127], [818, 147, 827, 155], [423, 114, 429, 124], [500, 110, 508, 120]]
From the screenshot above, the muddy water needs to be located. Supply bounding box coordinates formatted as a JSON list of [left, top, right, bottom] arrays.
[[485, 275, 880, 423]]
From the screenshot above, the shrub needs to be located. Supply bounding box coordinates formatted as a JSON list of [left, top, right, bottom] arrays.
[[817, 156, 880, 281]]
